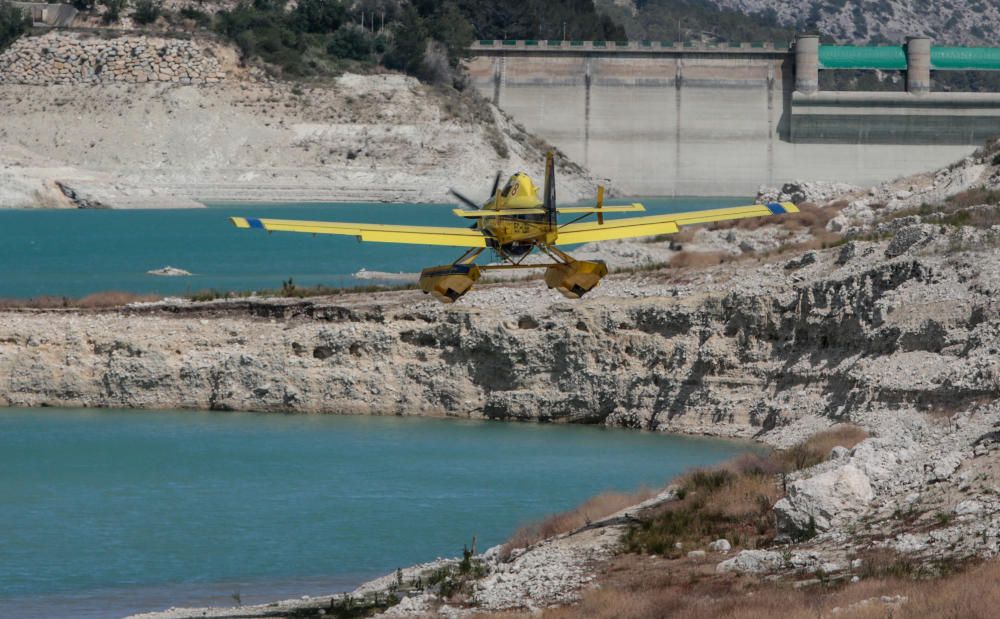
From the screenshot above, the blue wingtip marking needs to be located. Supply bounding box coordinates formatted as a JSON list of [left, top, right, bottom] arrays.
[[247, 217, 264, 229], [766, 202, 786, 215]]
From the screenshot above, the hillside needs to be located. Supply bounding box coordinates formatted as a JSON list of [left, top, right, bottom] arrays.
[[0, 31, 601, 208], [606, 0, 1000, 47], [708, 0, 1000, 46]]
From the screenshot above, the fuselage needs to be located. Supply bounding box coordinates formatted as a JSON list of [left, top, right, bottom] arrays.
[[476, 172, 554, 252]]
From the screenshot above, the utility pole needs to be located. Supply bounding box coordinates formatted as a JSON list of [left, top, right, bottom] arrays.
[[563, 21, 567, 40], [677, 18, 683, 42]]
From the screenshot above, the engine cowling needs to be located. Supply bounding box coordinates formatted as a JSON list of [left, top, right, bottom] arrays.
[[419, 264, 482, 304], [544, 260, 608, 299]]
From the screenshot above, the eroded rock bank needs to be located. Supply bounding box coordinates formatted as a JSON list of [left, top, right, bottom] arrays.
[[2, 227, 997, 443]]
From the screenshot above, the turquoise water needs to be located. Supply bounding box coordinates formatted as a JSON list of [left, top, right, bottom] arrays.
[[0, 198, 747, 299], [0, 408, 759, 618]]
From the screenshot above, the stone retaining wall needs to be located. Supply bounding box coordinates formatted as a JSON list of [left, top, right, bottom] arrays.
[[0, 32, 226, 85]]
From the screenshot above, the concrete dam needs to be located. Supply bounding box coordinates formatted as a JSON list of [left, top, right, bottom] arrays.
[[467, 37, 1000, 196]]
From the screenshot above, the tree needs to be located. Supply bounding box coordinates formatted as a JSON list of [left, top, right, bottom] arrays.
[[454, 0, 625, 41], [383, 4, 427, 74], [0, 0, 30, 52], [293, 0, 347, 34], [328, 25, 372, 60], [428, 2, 473, 65]]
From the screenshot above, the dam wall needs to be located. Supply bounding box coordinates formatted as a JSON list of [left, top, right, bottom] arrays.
[[466, 40, 998, 196]]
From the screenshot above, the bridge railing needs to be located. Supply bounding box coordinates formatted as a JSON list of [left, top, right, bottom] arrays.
[[471, 39, 1000, 72], [471, 39, 791, 51]]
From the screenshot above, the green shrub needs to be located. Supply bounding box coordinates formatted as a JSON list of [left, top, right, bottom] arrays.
[[100, 0, 126, 23], [209, 0, 626, 83], [327, 25, 372, 61], [382, 4, 427, 74], [622, 459, 781, 557], [292, 0, 346, 33], [179, 6, 210, 27], [133, 0, 161, 24], [624, 427, 868, 558], [214, 3, 309, 75], [0, 0, 30, 53]]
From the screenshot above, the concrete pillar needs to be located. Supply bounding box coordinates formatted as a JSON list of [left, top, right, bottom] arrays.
[[794, 35, 820, 94], [906, 36, 932, 95]]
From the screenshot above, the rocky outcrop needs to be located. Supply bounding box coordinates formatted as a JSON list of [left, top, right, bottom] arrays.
[[756, 180, 860, 206], [95, 222, 1000, 618], [0, 32, 228, 85], [716, 549, 785, 574], [774, 464, 875, 539], [1, 230, 997, 441], [703, 0, 1000, 47]]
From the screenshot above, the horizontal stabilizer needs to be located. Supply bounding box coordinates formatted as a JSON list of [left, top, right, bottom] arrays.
[[452, 203, 645, 218], [452, 208, 546, 218], [557, 203, 645, 215]]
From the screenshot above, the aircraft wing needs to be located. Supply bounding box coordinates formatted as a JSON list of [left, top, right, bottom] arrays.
[[554, 202, 798, 245], [557, 215, 680, 244], [231, 216, 491, 248], [668, 202, 799, 226]]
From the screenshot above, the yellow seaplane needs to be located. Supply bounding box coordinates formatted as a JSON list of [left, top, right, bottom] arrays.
[[231, 152, 798, 303]]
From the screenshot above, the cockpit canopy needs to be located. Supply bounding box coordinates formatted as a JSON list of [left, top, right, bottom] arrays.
[[499, 173, 539, 202]]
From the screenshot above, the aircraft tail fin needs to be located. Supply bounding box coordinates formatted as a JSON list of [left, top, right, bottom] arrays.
[[543, 150, 557, 227]]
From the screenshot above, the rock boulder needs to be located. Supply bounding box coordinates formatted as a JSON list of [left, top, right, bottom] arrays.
[[716, 550, 785, 574], [774, 464, 875, 540]]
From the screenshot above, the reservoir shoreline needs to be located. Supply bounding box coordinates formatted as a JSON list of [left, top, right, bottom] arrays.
[[0, 408, 759, 619]]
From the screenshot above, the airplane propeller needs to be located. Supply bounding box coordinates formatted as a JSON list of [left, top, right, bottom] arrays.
[[449, 189, 482, 210], [489, 170, 502, 198], [449, 171, 503, 210]]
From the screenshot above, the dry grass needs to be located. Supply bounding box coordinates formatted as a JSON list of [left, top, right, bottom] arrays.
[[541, 585, 820, 619], [668, 250, 731, 269], [0, 291, 161, 309], [886, 192, 1000, 232], [854, 547, 923, 579], [497, 557, 1000, 619], [625, 428, 866, 557], [710, 202, 842, 235], [499, 488, 658, 560], [699, 471, 781, 520], [499, 426, 868, 572], [946, 186, 1000, 209], [623, 455, 782, 556], [663, 201, 847, 270], [775, 424, 868, 472]]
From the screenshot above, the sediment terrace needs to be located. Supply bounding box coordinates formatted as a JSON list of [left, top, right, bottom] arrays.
[[0, 31, 599, 209], [4, 232, 996, 442]]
